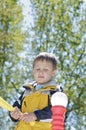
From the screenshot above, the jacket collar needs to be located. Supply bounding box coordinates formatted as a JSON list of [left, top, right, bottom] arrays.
[[23, 80, 57, 91]]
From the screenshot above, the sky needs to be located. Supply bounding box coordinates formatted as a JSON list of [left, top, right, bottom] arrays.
[[19, 0, 34, 30]]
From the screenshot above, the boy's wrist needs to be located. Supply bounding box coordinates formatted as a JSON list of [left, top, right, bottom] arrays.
[[32, 112, 37, 120]]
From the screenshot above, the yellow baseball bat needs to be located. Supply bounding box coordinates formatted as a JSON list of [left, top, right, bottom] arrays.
[[0, 97, 15, 111], [0, 97, 35, 125]]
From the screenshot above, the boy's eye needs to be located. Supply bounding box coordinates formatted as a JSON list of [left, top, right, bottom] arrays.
[[37, 69, 40, 70], [43, 69, 48, 71], [34, 68, 49, 72], [35, 68, 40, 71]]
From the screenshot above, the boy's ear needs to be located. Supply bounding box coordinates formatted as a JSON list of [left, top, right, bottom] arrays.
[[32, 69, 34, 74], [52, 69, 57, 76]]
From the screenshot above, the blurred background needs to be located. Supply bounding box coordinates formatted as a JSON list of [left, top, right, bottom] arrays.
[[0, 0, 86, 129]]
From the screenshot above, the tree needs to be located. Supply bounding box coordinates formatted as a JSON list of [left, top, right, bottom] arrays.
[[0, 0, 26, 95], [28, 0, 86, 129], [0, 0, 86, 129], [0, 0, 26, 129]]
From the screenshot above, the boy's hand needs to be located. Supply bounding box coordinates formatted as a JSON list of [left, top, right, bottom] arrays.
[[10, 107, 21, 120], [19, 112, 37, 123]]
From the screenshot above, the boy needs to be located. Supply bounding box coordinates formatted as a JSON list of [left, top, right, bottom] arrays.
[[10, 52, 62, 130]]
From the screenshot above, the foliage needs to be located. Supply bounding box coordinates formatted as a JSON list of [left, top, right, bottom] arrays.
[[29, 0, 86, 129], [0, 1, 26, 129], [0, 0, 86, 129], [0, 0, 26, 97]]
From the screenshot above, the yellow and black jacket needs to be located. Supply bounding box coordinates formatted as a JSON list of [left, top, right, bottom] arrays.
[[11, 80, 63, 130]]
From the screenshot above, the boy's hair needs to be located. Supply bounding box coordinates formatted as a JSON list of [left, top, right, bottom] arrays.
[[33, 52, 57, 70]]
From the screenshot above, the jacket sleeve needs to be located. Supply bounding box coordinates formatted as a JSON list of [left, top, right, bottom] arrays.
[[9, 91, 24, 121], [13, 91, 25, 108], [34, 104, 52, 121]]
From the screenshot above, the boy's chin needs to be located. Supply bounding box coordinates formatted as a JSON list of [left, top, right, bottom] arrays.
[[37, 80, 51, 84]]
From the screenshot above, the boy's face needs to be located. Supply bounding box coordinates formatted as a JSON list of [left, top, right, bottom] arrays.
[[32, 60, 56, 84]]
